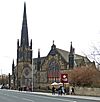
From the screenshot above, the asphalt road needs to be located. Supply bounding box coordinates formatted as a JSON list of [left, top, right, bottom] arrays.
[[0, 89, 100, 102]]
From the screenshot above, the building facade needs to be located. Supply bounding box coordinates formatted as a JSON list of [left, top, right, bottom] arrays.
[[33, 41, 95, 90], [12, 3, 95, 90]]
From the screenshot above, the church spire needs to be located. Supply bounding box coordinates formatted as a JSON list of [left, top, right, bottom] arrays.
[[21, 2, 29, 47]]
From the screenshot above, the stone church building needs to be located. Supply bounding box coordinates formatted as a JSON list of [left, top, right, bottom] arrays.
[[12, 3, 95, 90]]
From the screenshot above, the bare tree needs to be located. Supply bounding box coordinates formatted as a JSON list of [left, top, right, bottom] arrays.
[[84, 43, 100, 70], [69, 67, 100, 87]]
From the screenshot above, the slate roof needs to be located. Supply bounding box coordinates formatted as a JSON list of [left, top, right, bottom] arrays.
[[56, 48, 69, 62], [33, 47, 92, 67], [56, 48, 91, 64]]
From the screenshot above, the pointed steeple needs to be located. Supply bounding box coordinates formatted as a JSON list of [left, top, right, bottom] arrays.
[[17, 39, 19, 49], [51, 40, 56, 50], [12, 59, 15, 88], [70, 42, 75, 54], [37, 49, 41, 71], [38, 49, 40, 58], [69, 42, 75, 69], [70, 42, 73, 53], [30, 39, 32, 49], [12, 59, 15, 75], [17, 39, 19, 63], [50, 40, 56, 56], [21, 2, 29, 47]]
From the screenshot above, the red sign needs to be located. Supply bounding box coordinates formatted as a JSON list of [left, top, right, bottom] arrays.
[[61, 74, 68, 83]]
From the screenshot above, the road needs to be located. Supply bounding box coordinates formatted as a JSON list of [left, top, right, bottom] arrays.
[[0, 89, 100, 102]]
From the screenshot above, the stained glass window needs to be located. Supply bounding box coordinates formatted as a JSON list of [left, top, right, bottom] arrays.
[[48, 59, 60, 82]]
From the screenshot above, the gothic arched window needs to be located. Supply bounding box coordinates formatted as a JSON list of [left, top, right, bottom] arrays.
[[48, 59, 60, 82]]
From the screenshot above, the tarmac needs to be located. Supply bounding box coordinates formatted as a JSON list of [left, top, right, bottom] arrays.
[[32, 91, 100, 101], [4, 89, 100, 101]]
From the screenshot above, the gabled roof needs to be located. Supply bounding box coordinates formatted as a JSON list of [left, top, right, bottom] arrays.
[[56, 48, 69, 62], [56, 48, 91, 63], [33, 47, 92, 67]]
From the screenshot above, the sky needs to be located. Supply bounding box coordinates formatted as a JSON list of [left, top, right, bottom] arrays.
[[0, 0, 100, 74]]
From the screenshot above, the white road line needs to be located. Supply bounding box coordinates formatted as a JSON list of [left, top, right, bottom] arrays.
[[22, 98, 35, 102], [10, 91, 77, 102], [1, 90, 100, 101], [26, 94, 77, 102], [1, 92, 35, 102]]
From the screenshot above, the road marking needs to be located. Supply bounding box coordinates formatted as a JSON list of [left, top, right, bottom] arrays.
[[22, 98, 35, 102], [0, 90, 77, 102], [0, 91, 35, 102], [26, 94, 77, 102], [11, 91, 77, 102]]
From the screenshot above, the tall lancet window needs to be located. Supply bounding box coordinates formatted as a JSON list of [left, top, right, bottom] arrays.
[[48, 59, 60, 83]]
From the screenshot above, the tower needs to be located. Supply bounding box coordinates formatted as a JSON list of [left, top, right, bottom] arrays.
[[17, 2, 32, 89], [69, 42, 74, 69]]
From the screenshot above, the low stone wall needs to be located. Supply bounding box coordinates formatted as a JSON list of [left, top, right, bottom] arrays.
[[75, 87, 100, 96]]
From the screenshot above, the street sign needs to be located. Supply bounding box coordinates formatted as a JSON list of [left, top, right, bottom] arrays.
[[61, 74, 68, 83]]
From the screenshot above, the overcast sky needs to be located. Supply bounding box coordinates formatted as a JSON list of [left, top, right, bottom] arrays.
[[0, 0, 100, 74]]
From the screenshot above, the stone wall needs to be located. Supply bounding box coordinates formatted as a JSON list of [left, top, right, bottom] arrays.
[[75, 87, 100, 96]]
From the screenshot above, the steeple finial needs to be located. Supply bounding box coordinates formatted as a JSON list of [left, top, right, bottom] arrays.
[[37, 48, 41, 71], [20, 2, 29, 47], [53, 40, 54, 45], [38, 48, 40, 58], [70, 41, 72, 52], [70, 41, 75, 54], [51, 40, 56, 50], [12, 59, 15, 75]]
